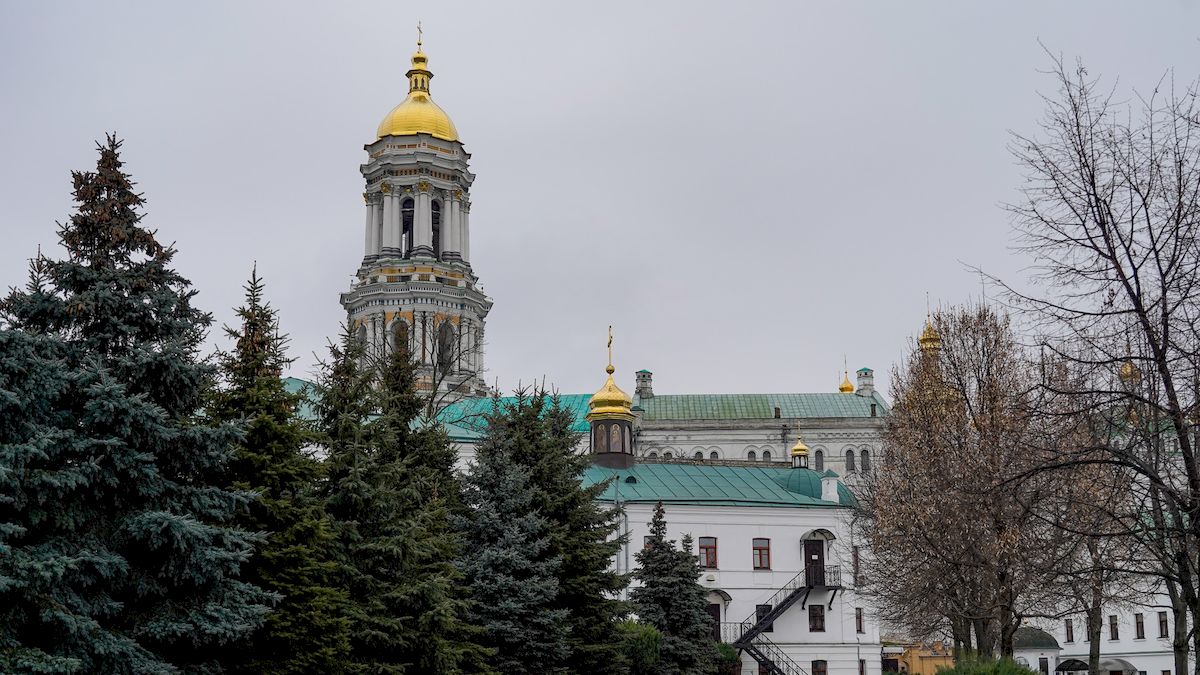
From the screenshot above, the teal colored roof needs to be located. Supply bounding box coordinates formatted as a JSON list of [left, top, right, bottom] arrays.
[[439, 394, 594, 435], [1014, 627, 1060, 650], [638, 392, 888, 421], [283, 376, 317, 421], [584, 463, 853, 508]]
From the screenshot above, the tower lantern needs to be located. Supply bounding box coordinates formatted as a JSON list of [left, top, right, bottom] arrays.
[[790, 425, 810, 469], [586, 327, 636, 468]]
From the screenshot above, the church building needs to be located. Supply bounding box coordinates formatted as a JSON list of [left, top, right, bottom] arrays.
[[335, 37, 888, 675]]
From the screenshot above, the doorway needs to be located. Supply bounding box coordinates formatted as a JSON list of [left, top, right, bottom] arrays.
[[804, 539, 826, 586]]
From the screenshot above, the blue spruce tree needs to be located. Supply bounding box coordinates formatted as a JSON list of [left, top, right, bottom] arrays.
[[456, 434, 568, 674], [0, 136, 270, 672], [632, 502, 718, 675]]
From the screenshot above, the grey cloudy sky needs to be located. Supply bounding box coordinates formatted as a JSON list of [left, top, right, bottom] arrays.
[[2, 1, 1198, 398]]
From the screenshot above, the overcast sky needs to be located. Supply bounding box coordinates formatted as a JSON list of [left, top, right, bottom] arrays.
[[2, 1, 1198, 398]]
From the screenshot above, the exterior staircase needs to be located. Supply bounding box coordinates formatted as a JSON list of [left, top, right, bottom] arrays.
[[721, 565, 841, 675]]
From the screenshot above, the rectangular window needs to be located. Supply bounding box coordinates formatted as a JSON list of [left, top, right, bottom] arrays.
[[753, 538, 771, 570], [1040, 659, 1049, 675], [760, 666, 770, 675], [813, 661, 828, 675], [856, 607, 865, 633], [1135, 613, 1145, 639], [853, 545, 862, 585], [1162, 671, 1171, 675], [1109, 614, 1119, 640], [1138, 671, 1146, 675], [860, 659, 867, 675], [1065, 618, 1074, 643], [699, 537, 718, 569], [756, 604, 774, 633], [1158, 612, 1169, 638], [809, 604, 826, 632], [643, 535, 654, 549]]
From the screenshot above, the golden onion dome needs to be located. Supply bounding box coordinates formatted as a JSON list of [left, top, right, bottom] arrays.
[[919, 317, 942, 352], [839, 371, 855, 393], [587, 327, 635, 420], [1118, 359, 1141, 384], [376, 41, 459, 142], [790, 435, 810, 457]]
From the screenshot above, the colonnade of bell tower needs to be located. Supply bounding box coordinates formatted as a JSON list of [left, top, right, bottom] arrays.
[[339, 40, 492, 401]]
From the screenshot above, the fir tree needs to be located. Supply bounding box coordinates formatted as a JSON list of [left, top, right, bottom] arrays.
[[315, 334, 491, 673], [0, 136, 270, 672], [206, 268, 351, 673], [487, 390, 628, 674], [455, 436, 568, 674], [631, 502, 718, 675]]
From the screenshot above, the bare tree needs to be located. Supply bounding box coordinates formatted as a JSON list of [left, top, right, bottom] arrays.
[[857, 305, 1069, 661], [996, 52, 1200, 674]]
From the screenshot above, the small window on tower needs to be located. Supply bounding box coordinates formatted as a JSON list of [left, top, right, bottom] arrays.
[[401, 198, 415, 255], [432, 201, 442, 258], [747, 450, 756, 461], [815, 449, 824, 472], [762, 450, 771, 462]]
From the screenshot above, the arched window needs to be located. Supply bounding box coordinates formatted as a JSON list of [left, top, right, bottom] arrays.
[[647, 452, 658, 459], [815, 449, 824, 472], [710, 451, 719, 460], [861, 448, 871, 473], [747, 450, 757, 461], [609, 425, 621, 453], [694, 451, 704, 460], [845, 449, 856, 472], [762, 450, 771, 462], [356, 323, 368, 346], [595, 426, 607, 452], [401, 198, 415, 256], [431, 201, 442, 258], [663, 451, 673, 459], [391, 320, 409, 356], [436, 322, 455, 370]]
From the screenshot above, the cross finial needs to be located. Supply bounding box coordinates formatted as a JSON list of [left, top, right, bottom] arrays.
[[416, 21, 423, 49], [606, 326, 614, 374]]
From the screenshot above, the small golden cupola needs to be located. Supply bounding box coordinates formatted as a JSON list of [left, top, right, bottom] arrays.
[[376, 30, 460, 142], [919, 315, 943, 353], [790, 425, 810, 469], [587, 327, 636, 468], [839, 370, 855, 393]]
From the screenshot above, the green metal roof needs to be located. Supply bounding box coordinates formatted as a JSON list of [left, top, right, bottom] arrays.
[[1014, 627, 1060, 650], [583, 463, 853, 508], [283, 376, 318, 422], [439, 394, 594, 435], [637, 392, 889, 421]]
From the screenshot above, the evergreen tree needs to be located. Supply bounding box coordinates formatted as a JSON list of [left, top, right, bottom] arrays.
[[315, 335, 491, 673], [631, 502, 718, 675], [455, 436, 568, 674], [206, 268, 351, 673], [486, 390, 628, 674], [0, 136, 270, 672]]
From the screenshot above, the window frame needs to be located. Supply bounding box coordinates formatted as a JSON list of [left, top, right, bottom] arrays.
[[808, 604, 826, 632], [1065, 618, 1074, 643], [812, 661, 828, 675], [699, 536, 718, 569], [1109, 614, 1119, 640], [856, 607, 865, 634], [752, 538, 771, 570], [1135, 613, 1145, 639], [1158, 611, 1169, 638], [755, 604, 774, 633]]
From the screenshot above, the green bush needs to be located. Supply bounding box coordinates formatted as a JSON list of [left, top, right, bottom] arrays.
[[937, 658, 1038, 675], [616, 621, 662, 675]]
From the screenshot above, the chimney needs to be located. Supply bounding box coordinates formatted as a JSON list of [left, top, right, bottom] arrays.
[[635, 370, 654, 399], [821, 471, 841, 502], [855, 367, 875, 397]]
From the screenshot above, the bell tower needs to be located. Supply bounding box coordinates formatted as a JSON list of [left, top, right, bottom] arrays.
[[340, 34, 491, 399]]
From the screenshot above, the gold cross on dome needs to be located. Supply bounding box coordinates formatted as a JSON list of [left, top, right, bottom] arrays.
[[607, 326, 613, 368], [416, 21, 423, 48]]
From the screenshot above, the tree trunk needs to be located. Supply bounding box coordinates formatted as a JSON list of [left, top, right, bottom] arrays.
[[974, 618, 994, 660], [1087, 606, 1103, 675], [1171, 606, 1188, 675], [951, 616, 972, 662]]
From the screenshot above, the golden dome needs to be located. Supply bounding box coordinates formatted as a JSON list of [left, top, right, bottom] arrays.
[[1118, 359, 1141, 384], [376, 42, 459, 142], [839, 371, 855, 393], [790, 435, 810, 457], [587, 327, 635, 420], [919, 317, 942, 352]]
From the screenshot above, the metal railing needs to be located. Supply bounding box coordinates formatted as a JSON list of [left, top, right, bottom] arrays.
[[747, 632, 811, 675]]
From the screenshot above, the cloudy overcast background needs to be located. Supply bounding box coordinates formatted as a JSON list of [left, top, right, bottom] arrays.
[[2, 1, 1198, 398]]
